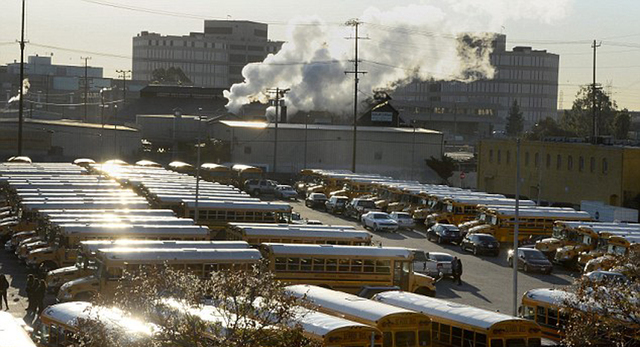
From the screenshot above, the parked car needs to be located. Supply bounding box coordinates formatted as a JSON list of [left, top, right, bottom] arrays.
[[426, 223, 463, 244], [345, 198, 378, 220], [507, 248, 553, 274], [325, 195, 350, 215], [360, 212, 399, 232], [389, 212, 415, 230], [582, 270, 628, 284], [244, 179, 277, 196], [411, 250, 454, 278], [304, 220, 323, 225], [305, 193, 328, 209], [460, 233, 500, 256], [274, 185, 298, 200]]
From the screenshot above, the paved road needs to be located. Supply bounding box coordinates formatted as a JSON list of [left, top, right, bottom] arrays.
[[288, 198, 579, 315]]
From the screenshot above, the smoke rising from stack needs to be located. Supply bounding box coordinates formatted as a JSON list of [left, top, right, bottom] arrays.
[[7, 78, 30, 104], [224, 0, 573, 118]]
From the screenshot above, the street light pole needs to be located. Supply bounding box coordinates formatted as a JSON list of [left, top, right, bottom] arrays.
[[304, 114, 309, 170], [17, 0, 26, 155], [411, 120, 417, 180], [194, 111, 205, 223]]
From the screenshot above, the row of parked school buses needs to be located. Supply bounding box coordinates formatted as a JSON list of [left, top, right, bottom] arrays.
[[1, 159, 636, 346], [296, 168, 639, 273]]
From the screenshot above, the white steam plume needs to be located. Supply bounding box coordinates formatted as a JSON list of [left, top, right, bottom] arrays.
[[224, 1, 573, 117], [7, 78, 31, 104]]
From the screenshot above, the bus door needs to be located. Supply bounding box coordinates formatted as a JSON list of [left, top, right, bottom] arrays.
[[393, 261, 410, 290]]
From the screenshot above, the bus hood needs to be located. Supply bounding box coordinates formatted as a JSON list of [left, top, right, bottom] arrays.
[[48, 265, 78, 277]]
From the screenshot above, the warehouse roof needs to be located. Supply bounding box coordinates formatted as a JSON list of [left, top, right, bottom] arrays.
[[217, 120, 441, 135]]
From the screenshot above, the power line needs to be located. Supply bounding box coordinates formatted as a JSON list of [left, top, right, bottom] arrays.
[[29, 42, 131, 59]]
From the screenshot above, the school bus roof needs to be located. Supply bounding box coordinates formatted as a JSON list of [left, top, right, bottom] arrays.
[[228, 222, 355, 230], [181, 200, 292, 212], [38, 209, 175, 216], [261, 243, 412, 259], [555, 220, 636, 229], [0, 311, 34, 347], [96, 247, 262, 262], [243, 228, 371, 240], [22, 201, 151, 210], [374, 291, 535, 330], [293, 307, 382, 338], [287, 285, 420, 324], [446, 196, 537, 206], [488, 207, 591, 219], [609, 234, 640, 244], [79, 240, 250, 250], [58, 224, 210, 237], [201, 163, 231, 171], [522, 288, 576, 306], [578, 225, 640, 233], [49, 217, 195, 225]]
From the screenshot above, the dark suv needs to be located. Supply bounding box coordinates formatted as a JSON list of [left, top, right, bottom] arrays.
[[305, 193, 328, 209], [507, 248, 552, 273], [427, 223, 463, 244], [345, 198, 378, 220], [325, 196, 349, 214], [460, 233, 500, 256]]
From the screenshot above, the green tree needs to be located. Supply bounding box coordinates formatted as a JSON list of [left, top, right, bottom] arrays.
[[525, 116, 572, 140], [613, 111, 631, 140], [75, 263, 320, 347], [560, 85, 618, 137], [426, 155, 455, 183], [505, 100, 524, 136]]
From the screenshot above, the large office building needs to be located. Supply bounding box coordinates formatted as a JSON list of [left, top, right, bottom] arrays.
[[393, 34, 559, 139], [477, 139, 640, 208], [132, 20, 283, 88]]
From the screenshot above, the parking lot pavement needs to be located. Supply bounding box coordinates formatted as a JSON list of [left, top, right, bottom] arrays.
[[1, 244, 57, 327], [286, 199, 580, 314]]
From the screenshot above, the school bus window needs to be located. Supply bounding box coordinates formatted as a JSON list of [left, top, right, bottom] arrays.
[[338, 259, 350, 272], [452, 326, 462, 345], [275, 257, 286, 271], [522, 306, 535, 320], [325, 258, 337, 271], [313, 258, 325, 271], [301, 258, 312, 271], [537, 306, 546, 325], [204, 264, 218, 273], [476, 333, 487, 347], [547, 307, 558, 327], [432, 322, 440, 341], [107, 267, 122, 280], [287, 258, 300, 271], [529, 338, 542, 347], [418, 330, 430, 346], [396, 331, 416, 346], [376, 260, 391, 273], [440, 323, 451, 343], [383, 332, 393, 347], [491, 339, 503, 347], [50, 325, 59, 345], [364, 259, 375, 272], [351, 259, 363, 272], [187, 264, 203, 277], [463, 329, 474, 346]]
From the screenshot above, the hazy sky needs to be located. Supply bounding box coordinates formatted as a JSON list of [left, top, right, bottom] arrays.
[[1, 0, 639, 111]]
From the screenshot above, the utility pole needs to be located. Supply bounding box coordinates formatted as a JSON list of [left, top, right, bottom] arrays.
[[345, 19, 367, 173], [116, 69, 131, 107], [591, 40, 601, 143], [81, 56, 91, 122], [17, 0, 26, 155], [512, 138, 521, 316], [267, 87, 289, 174]]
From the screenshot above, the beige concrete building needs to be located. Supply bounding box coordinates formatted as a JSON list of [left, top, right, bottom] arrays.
[[209, 120, 444, 180], [477, 139, 640, 207]]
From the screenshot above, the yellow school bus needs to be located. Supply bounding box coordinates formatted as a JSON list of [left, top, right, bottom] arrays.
[[226, 223, 371, 246], [534, 221, 608, 258], [583, 234, 640, 272], [167, 161, 195, 174], [179, 200, 293, 229], [260, 243, 436, 296], [287, 284, 431, 347], [476, 207, 592, 242], [57, 247, 261, 302], [231, 164, 263, 187], [375, 291, 543, 347], [0, 311, 35, 347], [32, 302, 154, 346], [554, 225, 640, 267], [201, 163, 233, 184]]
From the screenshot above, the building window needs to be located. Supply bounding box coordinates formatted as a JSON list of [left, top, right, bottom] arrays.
[[602, 158, 608, 174], [590, 157, 595, 173], [489, 150, 493, 163], [534, 153, 539, 168], [546, 154, 551, 168], [244, 146, 252, 154], [568, 155, 573, 171], [506, 151, 511, 164], [497, 150, 501, 164], [525, 152, 530, 166], [556, 154, 562, 170], [579, 156, 584, 172], [374, 152, 383, 160]]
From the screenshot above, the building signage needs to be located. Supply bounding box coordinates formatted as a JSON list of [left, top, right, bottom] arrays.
[[371, 111, 393, 122]]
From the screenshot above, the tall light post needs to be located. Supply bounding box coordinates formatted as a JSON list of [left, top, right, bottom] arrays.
[[512, 138, 521, 316], [194, 111, 206, 223], [99, 87, 111, 161], [304, 114, 309, 170], [17, 0, 26, 155], [411, 120, 417, 180]]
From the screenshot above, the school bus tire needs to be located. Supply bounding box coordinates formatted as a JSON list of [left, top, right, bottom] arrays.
[[415, 287, 436, 297]]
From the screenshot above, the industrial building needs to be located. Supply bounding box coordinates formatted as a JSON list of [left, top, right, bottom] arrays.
[[132, 20, 283, 88], [477, 139, 640, 208], [208, 120, 444, 180], [393, 34, 559, 140]]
